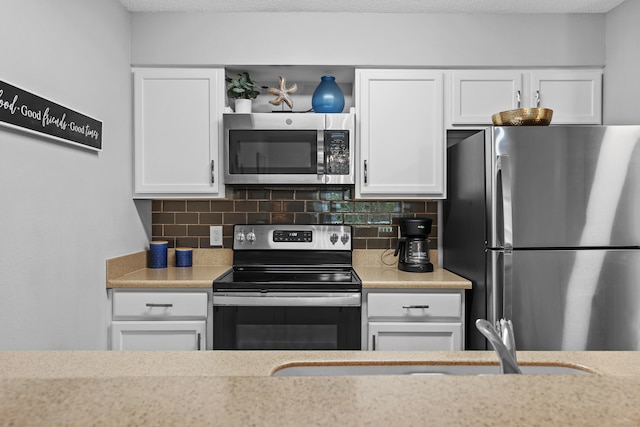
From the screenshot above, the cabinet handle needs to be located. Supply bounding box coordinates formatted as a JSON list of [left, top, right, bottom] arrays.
[[364, 160, 368, 184], [145, 303, 173, 308], [535, 90, 541, 107], [372, 334, 376, 351], [211, 160, 215, 184], [402, 305, 430, 309], [197, 333, 201, 351], [516, 90, 521, 109]]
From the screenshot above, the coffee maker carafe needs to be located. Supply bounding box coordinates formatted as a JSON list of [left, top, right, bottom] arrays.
[[394, 218, 434, 272]]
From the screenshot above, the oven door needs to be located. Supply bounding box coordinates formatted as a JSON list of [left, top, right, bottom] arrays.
[[213, 292, 361, 350]]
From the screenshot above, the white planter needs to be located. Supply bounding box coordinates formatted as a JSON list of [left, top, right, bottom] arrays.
[[234, 99, 252, 113]]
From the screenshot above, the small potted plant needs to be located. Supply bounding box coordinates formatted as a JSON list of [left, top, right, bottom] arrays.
[[226, 72, 260, 113]]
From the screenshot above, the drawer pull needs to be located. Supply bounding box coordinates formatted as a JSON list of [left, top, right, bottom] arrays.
[[402, 305, 430, 309], [145, 303, 173, 308]]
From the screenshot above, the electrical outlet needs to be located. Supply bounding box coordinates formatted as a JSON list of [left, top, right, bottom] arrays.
[[378, 226, 393, 233], [210, 226, 223, 247]]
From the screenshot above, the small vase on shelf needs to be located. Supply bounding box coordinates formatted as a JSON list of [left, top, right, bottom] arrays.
[[311, 75, 345, 113], [234, 99, 252, 113]]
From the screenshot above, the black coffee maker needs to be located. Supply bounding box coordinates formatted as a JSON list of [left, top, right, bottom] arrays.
[[394, 218, 434, 272]]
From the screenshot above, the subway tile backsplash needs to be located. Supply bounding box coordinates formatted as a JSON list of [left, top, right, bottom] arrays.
[[152, 186, 437, 250]]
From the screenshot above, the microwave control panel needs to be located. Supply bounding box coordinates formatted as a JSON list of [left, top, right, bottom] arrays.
[[325, 130, 350, 175]]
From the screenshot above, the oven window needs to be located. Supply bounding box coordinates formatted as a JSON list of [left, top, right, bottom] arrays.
[[228, 130, 317, 174], [214, 306, 361, 350]]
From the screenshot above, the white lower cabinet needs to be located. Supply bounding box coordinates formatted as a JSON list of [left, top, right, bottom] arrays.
[[111, 321, 206, 351], [369, 322, 462, 351], [363, 289, 464, 351], [109, 289, 210, 351]]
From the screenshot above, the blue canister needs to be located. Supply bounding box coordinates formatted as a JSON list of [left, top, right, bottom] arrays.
[[311, 75, 345, 113], [175, 248, 193, 268], [149, 241, 168, 268]]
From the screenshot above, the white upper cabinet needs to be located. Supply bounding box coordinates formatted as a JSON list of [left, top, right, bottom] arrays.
[[133, 68, 225, 198], [450, 70, 524, 125], [355, 69, 445, 199], [448, 69, 602, 126], [530, 70, 602, 124]]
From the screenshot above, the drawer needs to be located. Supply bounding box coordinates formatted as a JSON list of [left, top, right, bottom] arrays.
[[112, 291, 208, 320], [367, 292, 461, 319]]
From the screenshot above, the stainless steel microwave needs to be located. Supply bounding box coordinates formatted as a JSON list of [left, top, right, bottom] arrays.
[[223, 113, 355, 185]]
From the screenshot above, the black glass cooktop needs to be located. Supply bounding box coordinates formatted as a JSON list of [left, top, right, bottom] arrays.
[[213, 267, 361, 291]]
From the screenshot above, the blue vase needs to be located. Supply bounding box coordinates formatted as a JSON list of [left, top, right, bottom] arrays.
[[312, 76, 345, 113]]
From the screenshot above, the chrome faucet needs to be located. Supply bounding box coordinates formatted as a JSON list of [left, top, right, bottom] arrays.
[[475, 318, 522, 374]]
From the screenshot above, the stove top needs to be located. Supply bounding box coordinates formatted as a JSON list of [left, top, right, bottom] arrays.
[[214, 224, 361, 292], [230, 269, 355, 283]]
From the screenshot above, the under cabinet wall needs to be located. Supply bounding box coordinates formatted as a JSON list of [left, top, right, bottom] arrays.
[[151, 188, 439, 250]]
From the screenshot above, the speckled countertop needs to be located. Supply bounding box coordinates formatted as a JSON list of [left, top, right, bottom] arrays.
[[106, 249, 471, 289], [1, 351, 639, 426]]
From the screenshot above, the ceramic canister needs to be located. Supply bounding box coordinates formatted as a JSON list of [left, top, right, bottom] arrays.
[[149, 241, 168, 268], [175, 247, 193, 267]]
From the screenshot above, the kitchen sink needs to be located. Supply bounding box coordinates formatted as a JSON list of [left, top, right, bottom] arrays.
[[272, 363, 592, 376]]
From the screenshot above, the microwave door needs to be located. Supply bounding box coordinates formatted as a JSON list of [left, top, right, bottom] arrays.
[[226, 129, 324, 184]]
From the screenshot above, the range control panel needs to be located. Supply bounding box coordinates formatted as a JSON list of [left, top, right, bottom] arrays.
[[273, 230, 313, 243], [233, 224, 351, 250]]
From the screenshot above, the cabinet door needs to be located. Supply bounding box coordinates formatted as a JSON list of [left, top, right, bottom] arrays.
[[133, 68, 225, 197], [450, 70, 524, 125], [368, 322, 462, 351], [356, 69, 444, 199], [530, 70, 602, 124], [111, 320, 206, 351]]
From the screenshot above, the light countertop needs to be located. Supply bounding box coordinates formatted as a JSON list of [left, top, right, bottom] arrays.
[[1, 351, 639, 426], [106, 249, 471, 290]]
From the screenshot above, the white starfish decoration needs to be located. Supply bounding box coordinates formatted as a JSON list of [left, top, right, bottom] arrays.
[[267, 76, 297, 109]]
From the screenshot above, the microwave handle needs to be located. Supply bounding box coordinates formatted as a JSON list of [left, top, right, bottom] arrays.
[[317, 130, 325, 175]]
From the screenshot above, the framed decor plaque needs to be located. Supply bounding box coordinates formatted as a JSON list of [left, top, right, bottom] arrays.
[[0, 79, 102, 151]]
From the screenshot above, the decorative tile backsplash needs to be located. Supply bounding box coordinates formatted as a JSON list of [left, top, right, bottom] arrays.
[[151, 186, 437, 250]]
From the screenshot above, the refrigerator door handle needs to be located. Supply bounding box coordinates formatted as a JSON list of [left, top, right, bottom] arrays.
[[502, 251, 513, 321], [497, 154, 514, 321], [490, 250, 513, 323], [496, 155, 513, 250]]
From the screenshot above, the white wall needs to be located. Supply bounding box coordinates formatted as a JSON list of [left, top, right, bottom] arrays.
[[131, 12, 605, 68], [0, 0, 150, 350], [605, 0, 640, 124]]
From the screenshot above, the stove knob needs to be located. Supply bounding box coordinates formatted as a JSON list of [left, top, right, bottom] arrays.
[[330, 233, 339, 245], [236, 231, 245, 243], [341, 233, 350, 245], [246, 230, 256, 243]]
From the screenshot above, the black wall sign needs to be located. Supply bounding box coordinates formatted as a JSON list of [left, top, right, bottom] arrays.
[[0, 80, 102, 151]]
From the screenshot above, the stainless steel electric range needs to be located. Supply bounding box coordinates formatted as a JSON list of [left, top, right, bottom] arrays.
[[213, 224, 362, 350]]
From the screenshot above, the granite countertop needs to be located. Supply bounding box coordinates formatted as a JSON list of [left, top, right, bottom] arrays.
[[1, 351, 639, 426], [106, 249, 471, 290]]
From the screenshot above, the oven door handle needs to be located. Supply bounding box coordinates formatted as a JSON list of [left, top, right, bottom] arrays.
[[213, 292, 361, 307]]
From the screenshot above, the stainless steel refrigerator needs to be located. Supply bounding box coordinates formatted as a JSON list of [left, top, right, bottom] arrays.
[[443, 126, 640, 350]]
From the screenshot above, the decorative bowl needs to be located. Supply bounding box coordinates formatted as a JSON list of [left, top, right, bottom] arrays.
[[491, 108, 553, 126]]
